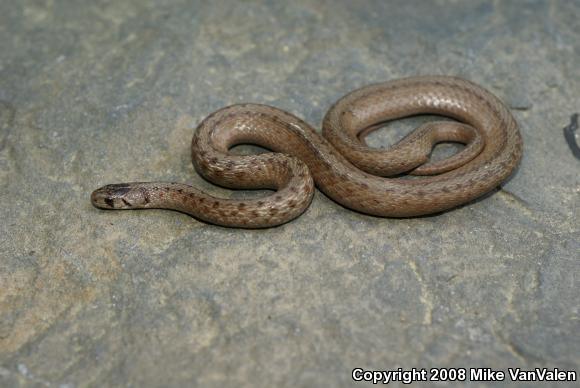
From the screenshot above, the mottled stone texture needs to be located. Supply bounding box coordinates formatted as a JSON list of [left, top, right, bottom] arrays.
[[0, 1, 578, 387]]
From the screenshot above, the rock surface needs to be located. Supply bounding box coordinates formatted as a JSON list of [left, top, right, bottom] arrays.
[[0, 1, 578, 387]]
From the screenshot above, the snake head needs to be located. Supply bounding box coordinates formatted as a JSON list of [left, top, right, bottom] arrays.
[[91, 183, 150, 209]]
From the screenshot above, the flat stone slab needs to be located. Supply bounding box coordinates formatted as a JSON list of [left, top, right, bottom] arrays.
[[0, 1, 578, 387]]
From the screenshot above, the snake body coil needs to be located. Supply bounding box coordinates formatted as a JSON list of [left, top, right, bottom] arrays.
[[91, 76, 523, 228]]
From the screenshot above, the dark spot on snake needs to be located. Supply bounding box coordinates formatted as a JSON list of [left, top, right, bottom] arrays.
[[104, 198, 115, 207], [106, 183, 130, 188], [275, 195, 282, 201], [238, 202, 246, 209], [198, 197, 205, 203], [213, 201, 219, 208], [257, 201, 264, 206], [251, 210, 259, 217], [108, 185, 131, 197], [288, 200, 296, 208], [360, 183, 369, 189], [269, 208, 278, 215], [122, 198, 132, 207]]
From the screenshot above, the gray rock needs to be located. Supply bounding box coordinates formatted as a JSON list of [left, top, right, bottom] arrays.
[[0, 1, 578, 387]]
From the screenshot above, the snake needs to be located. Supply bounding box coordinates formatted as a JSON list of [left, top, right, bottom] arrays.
[[91, 76, 523, 228]]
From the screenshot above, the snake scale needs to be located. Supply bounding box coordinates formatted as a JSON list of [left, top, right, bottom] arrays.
[[91, 76, 523, 228]]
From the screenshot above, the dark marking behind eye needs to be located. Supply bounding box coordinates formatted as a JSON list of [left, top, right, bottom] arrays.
[[109, 185, 131, 196], [107, 183, 131, 189], [104, 198, 115, 207], [121, 198, 132, 207]]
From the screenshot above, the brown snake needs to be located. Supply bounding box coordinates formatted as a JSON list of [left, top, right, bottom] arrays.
[[91, 76, 523, 228]]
